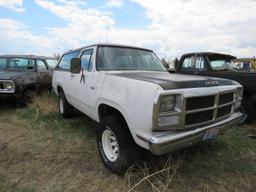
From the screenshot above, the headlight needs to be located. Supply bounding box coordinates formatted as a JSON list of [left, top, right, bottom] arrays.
[[0, 81, 15, 92], [4, 82, 14, 90], [160, 95, 176, 113], [159, 95, 181, 113]]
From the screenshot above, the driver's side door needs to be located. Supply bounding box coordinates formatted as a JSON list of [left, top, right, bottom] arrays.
[[36, 59, 51, 90], [69, 48, 95, 116]]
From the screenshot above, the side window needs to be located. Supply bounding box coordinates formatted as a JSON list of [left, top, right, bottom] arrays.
[[195, 57, 207, 71], [181, 57, 195, 71], [58, 51, 80, 70], [37, 60, 48, 72], [81, 49, 93, 71]]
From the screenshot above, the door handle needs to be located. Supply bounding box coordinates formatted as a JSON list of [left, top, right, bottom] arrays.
[[71, 74, 75, 78]]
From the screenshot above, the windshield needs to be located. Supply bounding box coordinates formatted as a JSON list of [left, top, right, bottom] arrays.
[[209, 58, 236, 71], [46, 59, 58, 69], [0, 57, 34, 71], [96, 46, 166, 72]]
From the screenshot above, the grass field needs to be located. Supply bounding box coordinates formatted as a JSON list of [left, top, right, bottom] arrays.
[[0, 94, 256, 192]]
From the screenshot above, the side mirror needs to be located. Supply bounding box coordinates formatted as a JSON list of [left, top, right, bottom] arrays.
[[70, 58, 81, 74]]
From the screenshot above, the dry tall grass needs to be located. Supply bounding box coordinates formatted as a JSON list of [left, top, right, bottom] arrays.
[[124, 157, 182, 192], [29, 93, 58, 116], [0, 94, 256, 192]]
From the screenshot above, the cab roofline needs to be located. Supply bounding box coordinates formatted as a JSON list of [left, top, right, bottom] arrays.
[[0, 54, 56, 60], [181, 52, 237, 59], [64, 43, 153, 55]]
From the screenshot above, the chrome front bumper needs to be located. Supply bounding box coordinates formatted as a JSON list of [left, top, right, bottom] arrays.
[[149, 112, 245, 155]]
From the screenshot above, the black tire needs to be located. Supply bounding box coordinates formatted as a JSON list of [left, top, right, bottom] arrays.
[[22, 90, 36, 104], [242, 95, 255, 124], [48, 86, 54, 95], [58, 91, 73, 118], [97, 116, 143, 175]]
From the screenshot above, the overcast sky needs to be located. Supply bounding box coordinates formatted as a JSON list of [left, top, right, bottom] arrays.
[[0, 0, 256, 58]]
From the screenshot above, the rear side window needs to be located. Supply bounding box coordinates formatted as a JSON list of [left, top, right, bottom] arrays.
[[57, 51, 80, 70]]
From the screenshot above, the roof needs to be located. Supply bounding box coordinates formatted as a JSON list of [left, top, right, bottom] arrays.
[[180, 52, 237, 59], [235, 58, 256, 61], [0, 54, 57, 60], [63, 43, 153, 55]]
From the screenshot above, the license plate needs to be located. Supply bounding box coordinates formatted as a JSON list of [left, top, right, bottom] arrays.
[[203, 127, 219, 141]]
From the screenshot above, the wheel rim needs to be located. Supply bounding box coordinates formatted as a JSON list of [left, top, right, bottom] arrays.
[[102, 128, 119, 162], [59, 97, 64, 114]]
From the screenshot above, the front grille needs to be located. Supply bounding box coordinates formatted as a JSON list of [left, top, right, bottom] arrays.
[[185, 110, 214, 125], [0, 82, 4, 89], [186, 95, 215, 111], [184, 91, 235, 127], [217, 105, 232, 118], [219, 93, 234, 105]]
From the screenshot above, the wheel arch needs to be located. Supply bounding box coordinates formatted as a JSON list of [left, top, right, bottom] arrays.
[[243, 89, 256, 103], [98, 103, 126, 122], [23, 84, 37, 94], [57, 85, 63, 95], [97, 102, 136, 142]]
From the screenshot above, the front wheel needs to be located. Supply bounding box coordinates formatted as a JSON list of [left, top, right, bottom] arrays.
[[22, 90, 36, 104], [97, 116, 143, 175], [242, 95, 255, 124]]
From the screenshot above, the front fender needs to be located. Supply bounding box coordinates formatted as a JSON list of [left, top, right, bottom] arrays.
[[95, 98, 137, 142], [96, 98, 129, 124]]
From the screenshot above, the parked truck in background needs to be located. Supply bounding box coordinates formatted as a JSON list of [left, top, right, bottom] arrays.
[[0, 55, 58, 102], [171, 52, 256, 123]]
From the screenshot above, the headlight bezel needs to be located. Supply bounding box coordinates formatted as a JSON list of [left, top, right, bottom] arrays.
[[0, 80, 15, 93], [236, 87, 243, 101], [235, 87, 243, 109], [5, 82, 14, 90], [152, 93, 182, 131]]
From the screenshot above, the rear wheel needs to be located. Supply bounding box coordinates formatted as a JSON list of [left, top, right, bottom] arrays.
[[97, 116, 143, 175], [58, 91, 73, 118]]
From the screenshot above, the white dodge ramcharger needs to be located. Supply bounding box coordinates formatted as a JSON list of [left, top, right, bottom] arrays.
[[52, 44, 245, 174]]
